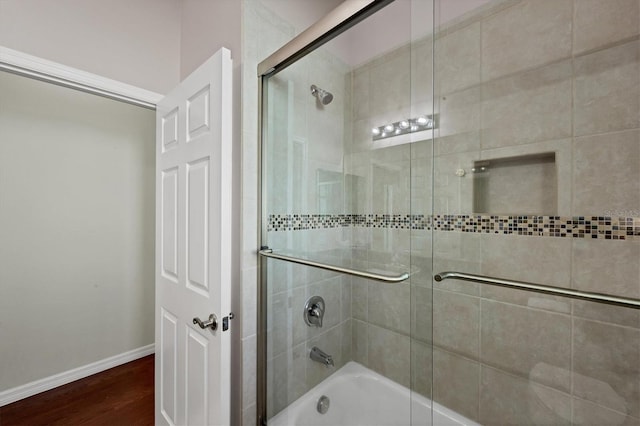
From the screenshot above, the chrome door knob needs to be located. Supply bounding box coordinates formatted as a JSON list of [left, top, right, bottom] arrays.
[[193, 314, 218, 331]]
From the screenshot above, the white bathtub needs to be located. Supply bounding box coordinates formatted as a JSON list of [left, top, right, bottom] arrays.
[[269, 362, 479, 426]]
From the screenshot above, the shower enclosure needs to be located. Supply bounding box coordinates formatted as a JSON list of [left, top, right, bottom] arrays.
[[256, 0, 640, 424]]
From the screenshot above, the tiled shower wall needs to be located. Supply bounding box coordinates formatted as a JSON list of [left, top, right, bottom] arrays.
[[346, 0, 640, 424]]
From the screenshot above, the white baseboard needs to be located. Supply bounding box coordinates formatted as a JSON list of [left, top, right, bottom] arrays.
[[0, 344, 155, 407]]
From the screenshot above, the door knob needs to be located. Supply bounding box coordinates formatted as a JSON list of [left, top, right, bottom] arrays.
[[193, 314, 218, 331]]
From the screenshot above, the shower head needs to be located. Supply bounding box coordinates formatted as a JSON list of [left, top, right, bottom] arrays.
[[310, 85, 333, 105]]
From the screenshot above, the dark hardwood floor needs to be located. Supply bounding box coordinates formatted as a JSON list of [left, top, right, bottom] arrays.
[[0, 355, 154, 426]]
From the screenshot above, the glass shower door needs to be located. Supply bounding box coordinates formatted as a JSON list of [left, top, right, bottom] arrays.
[[431, 0, 640, 424], [256, 1, 437, 425]]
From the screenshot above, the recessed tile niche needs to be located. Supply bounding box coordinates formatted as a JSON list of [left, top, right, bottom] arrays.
[[473, 153, 557, 215]]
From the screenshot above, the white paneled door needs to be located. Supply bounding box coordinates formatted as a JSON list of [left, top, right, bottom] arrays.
[[155, 48, 232, 426]]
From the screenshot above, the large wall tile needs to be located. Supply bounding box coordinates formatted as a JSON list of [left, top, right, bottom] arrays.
[[437, 86, 481, 140], [433, 349, 480, 422], [573, 129, 640, 215], [433, 289, 480, 359], [242, 335, 257, 410], [409, 253, 433, 290], [351, 67, 370, 122], [433, 231, 481, 295], [572, 397, 640, 426], [369, 44, 411, 118], [368, 281, 411, 335], [349, 118, 375, 154], [481, 300, 572, 392], [267, 343, 307, 418], [435, 22, 481, 95], [573, 319, 640, 418], [411, 157, 433, 215], [573, 299, 640, 329], [266, 290, 287, 359], [241, 267, 258, 338], [434, 228, 481, 262], [411, 285, 433, 344], [434, 132, 481, 157], [351, 277, 369, 321], [481, 0, 572, 80], [341, 276, 352, 321], [433, 151, 478, 214], [573, 0, 640, 55], [340, 319, 353, 363], [411, 339, 433, 400], [480, 234, 572, 312], [572, 239, 640, 298], [481, 60, 572, 149], [352, 319, 368, 365], [411, 37, 434, 105], [574, 41, 640, 136], [242, 194, 258, 268], [369, 229, 411, 265], [371, 158, 412, 216], [479, 366, 572, 425], [410, 139, 433, 160], [367, 324, 410, 388]]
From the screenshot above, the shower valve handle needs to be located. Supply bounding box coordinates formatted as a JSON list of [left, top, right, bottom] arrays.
[[304, 296, 325, 327]]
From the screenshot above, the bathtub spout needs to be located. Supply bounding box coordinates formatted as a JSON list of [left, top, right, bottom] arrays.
[[310, 346, 334, 367]]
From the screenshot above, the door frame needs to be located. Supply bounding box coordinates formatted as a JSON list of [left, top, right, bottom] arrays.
[[0, 46, 162, 406], [0, 46, 163, 109]]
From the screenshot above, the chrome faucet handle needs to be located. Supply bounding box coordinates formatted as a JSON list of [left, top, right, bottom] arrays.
[[304, 296, 325, 327], [310, 305, 324, 327]]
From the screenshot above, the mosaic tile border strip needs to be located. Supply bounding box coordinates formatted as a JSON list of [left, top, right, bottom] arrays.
[[268, 214, 640, 240], [268, 214, 425, 231]]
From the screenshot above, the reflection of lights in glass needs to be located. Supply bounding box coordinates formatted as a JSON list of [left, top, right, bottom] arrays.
[[395, 128, 401, 135], [416, 116, 428, 125], [384, 124, 395, 133], [372, 127, 380, 136], [399, 120, 410, 129], [411, 125, 418, 132]]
